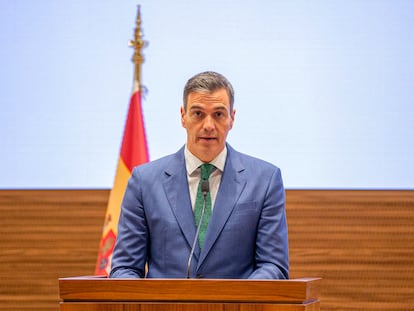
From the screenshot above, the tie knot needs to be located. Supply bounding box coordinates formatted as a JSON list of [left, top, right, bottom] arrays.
[[200, 163, 215, 180]]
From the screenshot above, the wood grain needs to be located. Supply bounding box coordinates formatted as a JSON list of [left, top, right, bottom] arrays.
[[287, 190, 414, 311], [0, 189, 413, 310], [58, 278, 320, 303], [58, 277, 321, 310], [0, 190, 108, 311], [60, 302, 320, 311]]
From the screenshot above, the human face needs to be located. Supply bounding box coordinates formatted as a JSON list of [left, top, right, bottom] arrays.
[[181, 88, 236, 163]]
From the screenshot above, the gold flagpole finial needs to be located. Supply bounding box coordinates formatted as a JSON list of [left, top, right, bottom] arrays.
[[129, 5, 147, 91]]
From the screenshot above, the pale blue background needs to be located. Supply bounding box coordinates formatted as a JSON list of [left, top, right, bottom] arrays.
[[1, 0, 413, 189]]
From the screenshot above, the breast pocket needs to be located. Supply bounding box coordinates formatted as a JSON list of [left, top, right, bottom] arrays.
[[234, 201, 258, 215], [223, 201, 260, 235]]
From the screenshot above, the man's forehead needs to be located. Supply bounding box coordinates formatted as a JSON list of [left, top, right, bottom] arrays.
[[187, 90, 229, 105]]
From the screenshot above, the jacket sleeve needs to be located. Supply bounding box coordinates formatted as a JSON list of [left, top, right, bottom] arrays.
[[110, 167, 148, 278], [248, 167, 289, 279]]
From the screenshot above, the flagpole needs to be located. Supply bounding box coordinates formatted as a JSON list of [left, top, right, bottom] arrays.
[[95, 5, 150, 276], [129, 5, 147, 92]]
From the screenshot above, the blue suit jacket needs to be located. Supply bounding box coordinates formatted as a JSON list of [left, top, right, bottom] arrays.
[[110, 144, 289, 279]]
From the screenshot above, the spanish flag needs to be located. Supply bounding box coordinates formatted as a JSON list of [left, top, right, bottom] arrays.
[[95, 86, 149, 276], [95, 6, 148, 276]]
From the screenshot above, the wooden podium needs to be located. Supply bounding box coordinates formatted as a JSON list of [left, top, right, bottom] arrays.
[[59, 277, 321, 311]]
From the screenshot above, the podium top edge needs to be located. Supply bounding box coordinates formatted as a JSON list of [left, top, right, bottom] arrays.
[[59, 276, 321, 303], [59, 276, 321, 282]]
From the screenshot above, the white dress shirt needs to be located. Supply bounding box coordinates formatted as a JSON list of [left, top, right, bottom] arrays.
[[184, 146, 227, 210]]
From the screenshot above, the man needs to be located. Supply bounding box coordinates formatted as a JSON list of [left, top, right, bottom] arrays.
[[110, 71, 289, 279]]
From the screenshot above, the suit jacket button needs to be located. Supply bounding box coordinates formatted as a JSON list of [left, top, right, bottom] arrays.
[[196, 273, 203, 278]]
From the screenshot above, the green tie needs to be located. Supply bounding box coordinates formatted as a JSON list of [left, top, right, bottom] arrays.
[[194, 163, 215, 248]]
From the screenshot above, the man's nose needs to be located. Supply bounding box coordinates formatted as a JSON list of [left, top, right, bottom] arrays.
[[203, 115, 215, 131]]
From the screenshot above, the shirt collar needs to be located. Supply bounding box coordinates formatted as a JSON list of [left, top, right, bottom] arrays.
[[185, 145, 227, 176]]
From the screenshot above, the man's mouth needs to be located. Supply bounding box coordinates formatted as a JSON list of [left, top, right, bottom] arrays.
[[199, 137, 216, 141]]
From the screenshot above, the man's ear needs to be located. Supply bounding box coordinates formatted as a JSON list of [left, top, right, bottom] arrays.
[[180, 106, 186, 128], [229, 109, 236, 129]]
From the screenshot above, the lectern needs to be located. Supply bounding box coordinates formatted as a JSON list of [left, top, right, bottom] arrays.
[[59, 276, 321, 311]]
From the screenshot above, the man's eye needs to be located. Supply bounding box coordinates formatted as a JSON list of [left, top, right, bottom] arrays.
[[215, 111, 225, 118]]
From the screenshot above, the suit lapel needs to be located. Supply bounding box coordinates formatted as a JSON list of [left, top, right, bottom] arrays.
[[198, 146, 246, 266], [162, 148, 201, 258]]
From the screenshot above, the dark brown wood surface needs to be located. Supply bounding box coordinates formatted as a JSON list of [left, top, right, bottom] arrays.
[[58, 277, 320, 302], [0, 189, 413, 310], [58, 277, 320, 311], [59, 302, 321, 311]]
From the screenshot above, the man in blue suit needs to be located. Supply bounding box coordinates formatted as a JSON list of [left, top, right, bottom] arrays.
[[110, 71, 289, 279]]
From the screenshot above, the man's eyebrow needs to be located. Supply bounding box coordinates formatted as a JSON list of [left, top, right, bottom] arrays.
[[212, 106, 227, 110], [189, 105, 227, 111], [189, 105, 203, 110]]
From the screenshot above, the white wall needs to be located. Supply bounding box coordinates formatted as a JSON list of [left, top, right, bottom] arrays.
[[1, 0, 413, 189]]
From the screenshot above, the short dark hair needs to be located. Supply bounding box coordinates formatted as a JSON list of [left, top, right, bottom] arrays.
[[183, 71, 234, 112]]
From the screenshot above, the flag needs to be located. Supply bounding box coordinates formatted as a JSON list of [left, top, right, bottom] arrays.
[[95, 4, 148, 276], [94, 83, 149, 276]]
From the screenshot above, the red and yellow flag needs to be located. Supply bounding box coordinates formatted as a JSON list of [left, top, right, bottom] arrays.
[[95, 5, 148, 276], [94, 83, 149, 276]]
